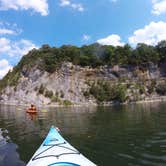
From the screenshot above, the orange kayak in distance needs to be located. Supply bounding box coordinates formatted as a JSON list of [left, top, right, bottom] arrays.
[[26, 109, 37, 114]]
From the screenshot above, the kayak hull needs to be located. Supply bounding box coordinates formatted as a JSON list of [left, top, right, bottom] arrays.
[[26, 110, 37, 114], [27, 126, 96, 166]]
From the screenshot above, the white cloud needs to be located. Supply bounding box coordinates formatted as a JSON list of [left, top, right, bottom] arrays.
[[0, 59, 12, 79], [60, 0, 71, 6], [97, 34, 124, 46], [0, 21, 37, 78], [9, 39, 38, 57], [0, 37, 38, 57], [82, 34, 91, 41], [0, 22, 22, 36], [110, 0, 118, 3], [152, 0, 166, 15], [0, 37, 37, 78], [60, 0, 84, 12], [0, 0, 49, 16], [128, 21, 166, 46], [0, 38, 11, 53], [0, 29, 15, 35]]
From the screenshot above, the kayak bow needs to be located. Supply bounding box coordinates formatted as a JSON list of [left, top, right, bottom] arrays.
[[27, 126, 96, 166]]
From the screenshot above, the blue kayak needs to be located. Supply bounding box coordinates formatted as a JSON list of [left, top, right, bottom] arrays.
[[27, 126, 96, 166]]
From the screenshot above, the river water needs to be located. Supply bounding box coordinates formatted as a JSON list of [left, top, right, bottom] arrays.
[[0, 102, 166, 166]]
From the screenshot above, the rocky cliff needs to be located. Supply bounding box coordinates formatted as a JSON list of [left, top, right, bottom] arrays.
[[0, 43, 166, 106], [0, 63, 91, 105], [0, 61, 166, 106]]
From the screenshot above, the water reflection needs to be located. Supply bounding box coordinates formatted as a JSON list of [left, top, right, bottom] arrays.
[[0, 103, 166, 166], [0, 105, 97, 164], [0, 128, 26, 166]]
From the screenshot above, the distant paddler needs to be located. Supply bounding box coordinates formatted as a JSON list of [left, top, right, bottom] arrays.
[[26, 104, 37, 114]]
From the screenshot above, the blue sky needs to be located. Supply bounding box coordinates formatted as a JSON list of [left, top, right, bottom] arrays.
[[0, 0, 166, 78]]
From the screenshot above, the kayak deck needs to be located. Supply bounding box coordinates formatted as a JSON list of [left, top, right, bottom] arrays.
[[27, 126, 96, 166]]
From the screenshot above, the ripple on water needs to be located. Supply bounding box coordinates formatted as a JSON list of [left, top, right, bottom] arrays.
[[128, 132, 166, 166], [0, 128, 26, 166], [157, 132, 166, 136], [117, 153, 135, 160], [141, 153, 166, 161]]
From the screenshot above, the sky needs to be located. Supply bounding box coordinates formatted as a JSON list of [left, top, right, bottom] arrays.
[[0, 0, 166, 78]]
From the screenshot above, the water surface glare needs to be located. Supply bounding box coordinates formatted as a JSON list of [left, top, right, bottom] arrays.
[[0, 102, 166, 166]]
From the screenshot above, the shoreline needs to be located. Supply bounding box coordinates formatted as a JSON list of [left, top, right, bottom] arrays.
[[1, 96, 166, 108]]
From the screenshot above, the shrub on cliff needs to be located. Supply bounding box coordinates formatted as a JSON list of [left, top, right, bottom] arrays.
[[38, 84, 45, 94], [156, 82, 166, 95], [45, 90, 54, 98], [88, 81, 127, 103], [63, 100, 73, 106]]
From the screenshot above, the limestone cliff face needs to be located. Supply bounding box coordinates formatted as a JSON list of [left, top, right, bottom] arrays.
[[1, 63, 95, 105], [0, 62, 165, 106]]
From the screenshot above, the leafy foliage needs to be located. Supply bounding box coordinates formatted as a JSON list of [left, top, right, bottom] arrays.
[[62, 100, 73, 106], [38, 84, 45, 94], [156, 82, 166, 95], [88, 81, 127, 103], [44, 90, 54, 98]]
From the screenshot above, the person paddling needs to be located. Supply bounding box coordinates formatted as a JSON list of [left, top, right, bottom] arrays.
[[30, 104, 36, 111], [26, 104, 37, 114]]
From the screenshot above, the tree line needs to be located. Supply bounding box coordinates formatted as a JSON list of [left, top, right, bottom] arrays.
[[25, 40, 166, 73], [1, 40, 166, 88]]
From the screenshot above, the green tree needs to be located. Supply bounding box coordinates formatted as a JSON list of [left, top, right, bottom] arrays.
[[132, 43, 159, 65], [156, 40, 166, 61]]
